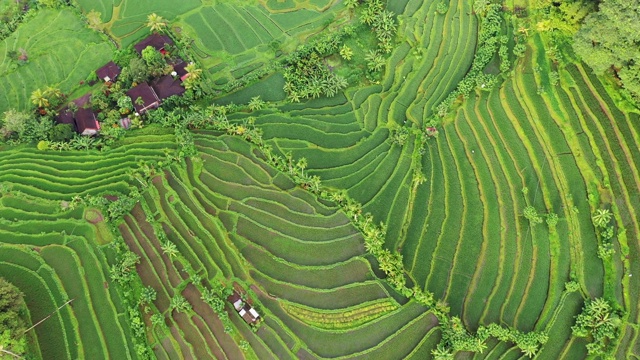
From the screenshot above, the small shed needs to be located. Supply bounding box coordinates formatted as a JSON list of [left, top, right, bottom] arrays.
[[127, 83, 160, 114], [134, 34, 173, 55], [96, 61, 121, 82], [238, 304, 260, 325], [228, 292, 243, 311]]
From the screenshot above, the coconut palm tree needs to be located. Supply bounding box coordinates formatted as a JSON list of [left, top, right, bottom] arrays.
[[365, 50, 385, 72], [170, 295, 191, 313], [146, 13, 167, 33], [592, 209, 612, 228], [431, 345, 453, 359], [30, 88, 49, 108], [44, 86, 63, 104], [161, 241, 178, 259], [184, 63, 202, 80], [248, 96, 265, 111], [344, 0, 359, 9]]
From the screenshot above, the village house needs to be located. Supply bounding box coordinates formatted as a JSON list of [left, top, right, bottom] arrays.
[[74, 107, 100, 136], [54, 94, 100, 136], [96, 61, 121, 83], [127, 83, 160, 114], [134, 33, 173, 55], [170, 59, 190, 82], [151, 75, 185, 100]]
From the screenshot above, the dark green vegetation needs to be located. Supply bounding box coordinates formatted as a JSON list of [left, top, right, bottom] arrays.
[[0, 0, 639, 359], [573, 0, 640, 106], [0, 277, 31, 358]]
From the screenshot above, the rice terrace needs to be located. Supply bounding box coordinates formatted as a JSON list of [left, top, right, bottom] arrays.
[[0, 0, 639, 358]]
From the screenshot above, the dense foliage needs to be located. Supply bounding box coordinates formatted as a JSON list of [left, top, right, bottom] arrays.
[[572, 298, 622, 357], [0, 278, 29, 358], [573, 0, 640, 104]]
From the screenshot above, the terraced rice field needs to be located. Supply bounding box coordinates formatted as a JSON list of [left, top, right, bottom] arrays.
[[215, 0, 640, 357], [0, 9, 114, 113], [0, 132, 175, 359], [2, 0, 640, 358], [116, 133, 439, 358]]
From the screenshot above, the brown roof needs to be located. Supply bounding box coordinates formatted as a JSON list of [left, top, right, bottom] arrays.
[[96, 61, 121, 81], [55, 108, 76, 131], [127, 83, 160, 113], [134, 34, 173, 54], [227, 292, 242, 303], [151, 75, 185, 100], [239, 304, 258, 324], [171, 60, 188, 77], [75, 108, 100, 133]]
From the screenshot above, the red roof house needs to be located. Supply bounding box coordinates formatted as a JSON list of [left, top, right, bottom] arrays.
[[96, 61, 121, 82], [127, 83, 160, 114], [134, 34, 173, 55]]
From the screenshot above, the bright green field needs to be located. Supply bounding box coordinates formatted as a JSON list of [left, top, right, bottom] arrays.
[[1, 0, 639, 359], [0, 9, 114, 113]]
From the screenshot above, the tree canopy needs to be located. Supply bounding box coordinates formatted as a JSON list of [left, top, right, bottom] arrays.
[[573, 0, 640, 103], [0, 278, 29, 358]]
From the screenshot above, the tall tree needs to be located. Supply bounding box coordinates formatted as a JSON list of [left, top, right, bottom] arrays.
[[30, 88, 49, 108], [146, 13, 167, 33], [0, 278, 29, 358], [573, 0, 640, 103]]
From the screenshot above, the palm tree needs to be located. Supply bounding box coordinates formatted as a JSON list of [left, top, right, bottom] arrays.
[[344, 0, 359, 9], [161, 241, 178, 259], [431, 345, 453, 360], [44, 86, 63, 102], [296, 157, 307, 174], [184, 63, 202, 80], [139, 286, 157, 305], [340, 45, 353, 60], [170, 295, 191, 313], [592, 209, 612, 228], [70, 135, 94, 150], [365, 50, 385, 72], [146, 13, 167, 33], [248, 96, 265, 111], [30, 88, 49, 108]]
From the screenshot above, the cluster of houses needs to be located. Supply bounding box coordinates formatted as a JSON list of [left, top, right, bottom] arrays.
[[55, 34, 189, 136], [228, 291, 261, 325]]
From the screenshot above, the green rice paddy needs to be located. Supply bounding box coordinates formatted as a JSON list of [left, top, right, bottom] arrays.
[[1, 0, 639, 358]]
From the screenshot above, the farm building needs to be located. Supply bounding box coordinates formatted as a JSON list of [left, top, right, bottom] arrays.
[[151, 75, 185, 100], [134, 34, 173, 55], [127, 83, 160, 114], [227, 291, 260, 325], [238, 304, 260, 325], [228, 292, 243, 311], [74, 107, 100, 136], [96, 61, 121, 82]]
